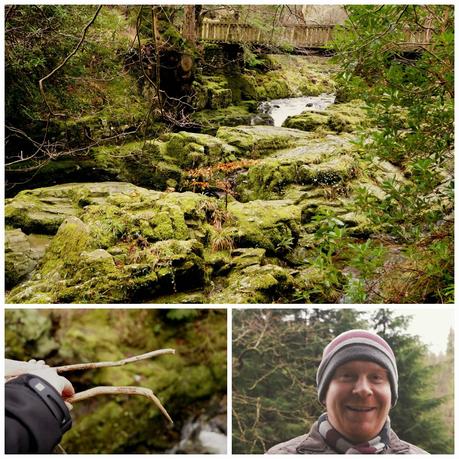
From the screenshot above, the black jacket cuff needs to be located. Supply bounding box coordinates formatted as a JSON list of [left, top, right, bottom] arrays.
[[5, 374, 72, 453]]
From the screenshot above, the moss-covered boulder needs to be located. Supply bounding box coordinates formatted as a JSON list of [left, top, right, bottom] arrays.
[[91, 141, 184, 190], [5, 186, 81, 235], [191, 103, 256, 131], [216, 125, 312, 157], [5, 183, 225, 303], [5, 229, 52, 288], [238, 55, 337, 100], [228, 199, 301, 254], [235, 134, 357, 201], [283, 111, 330, 131], [210, 264, 294, 303], [203, 76, 233, 109], [5, 182, 152, 236], [283, 100, 368, 133], [161, 131, 239, 168]]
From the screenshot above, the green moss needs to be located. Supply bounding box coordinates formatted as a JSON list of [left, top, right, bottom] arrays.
[[176, 365, 216, 398], [236, 141, 357, 202], [57, 310, 121, 363], [191, 103, 254, 131], [204, 77, 233, 109], [228, 199, 301, 253], [283, 111, 330, 131], [5, 310, 58, 359], [283, 101, 368, 133], [5, 188, 80, 234], [150, 206, 189, 240], [216, 126, 307, 157], [210, 264, 293, 303], [238, 55, 334, 100], [42, 216, 92, 275], [163, 131, 238, 168]]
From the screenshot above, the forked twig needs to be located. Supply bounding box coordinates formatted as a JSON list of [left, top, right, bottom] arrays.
[[66, 386, 173, 424], [54, 349, 175, 373], [55, 348, 176, 423]]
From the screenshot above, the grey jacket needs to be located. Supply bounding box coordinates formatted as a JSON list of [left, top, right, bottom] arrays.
[[266, 421, 429, 454]]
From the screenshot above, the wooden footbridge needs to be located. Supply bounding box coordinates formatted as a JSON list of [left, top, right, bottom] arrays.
[[198, 21, 432, 49]]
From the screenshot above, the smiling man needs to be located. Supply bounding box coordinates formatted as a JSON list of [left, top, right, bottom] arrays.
[[267, 330, 428, 454]]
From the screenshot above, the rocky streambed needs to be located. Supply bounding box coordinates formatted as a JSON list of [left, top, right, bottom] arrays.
[[8, 52, 439, 304], [6, 111, 410, 304]]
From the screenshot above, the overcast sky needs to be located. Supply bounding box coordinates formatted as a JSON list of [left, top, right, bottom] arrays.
[[363, 307, 454, 355]]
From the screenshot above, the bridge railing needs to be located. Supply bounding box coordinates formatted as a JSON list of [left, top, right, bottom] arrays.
[[199, 21, 433, 49], [199, 22, 334, 47]]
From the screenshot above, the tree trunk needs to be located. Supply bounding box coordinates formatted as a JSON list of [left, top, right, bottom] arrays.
[[183, 5, 196, 44]]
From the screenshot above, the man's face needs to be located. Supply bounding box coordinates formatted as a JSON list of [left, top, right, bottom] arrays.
[[325, 360, 392, 443]]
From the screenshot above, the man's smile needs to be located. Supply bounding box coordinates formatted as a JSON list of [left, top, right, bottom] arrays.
[[346, 405, 377, 413]]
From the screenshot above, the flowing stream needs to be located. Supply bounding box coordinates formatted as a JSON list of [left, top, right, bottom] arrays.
[[258, 94, 335, 127]]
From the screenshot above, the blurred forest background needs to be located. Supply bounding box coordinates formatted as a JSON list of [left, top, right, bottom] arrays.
[[232, 308, 454, 454], [5, 308, 227, 453]]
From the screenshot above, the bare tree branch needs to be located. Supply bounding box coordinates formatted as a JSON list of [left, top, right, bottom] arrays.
[[39, 5, 103, 116]]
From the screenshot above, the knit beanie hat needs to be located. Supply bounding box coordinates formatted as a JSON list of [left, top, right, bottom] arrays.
[[316, 329, 398, 407]]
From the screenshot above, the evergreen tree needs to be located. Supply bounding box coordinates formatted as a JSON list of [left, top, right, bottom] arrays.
[[371, 309, 453, 453]]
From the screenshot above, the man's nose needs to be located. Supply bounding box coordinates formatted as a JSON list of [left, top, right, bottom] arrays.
[[352, 376, 373, 397]]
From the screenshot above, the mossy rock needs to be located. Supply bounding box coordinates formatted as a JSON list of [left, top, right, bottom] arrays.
[[42, 216, 93, 275], [5, 187, 81, 235], [7, 234, 206, 304], [283, 111, 330, 131], [283, 101, 368, 133], [210, 264, 293, 303], [235, 134, 357, 201], [91, 141, 184, 190], [6, 183, 224, 303], [236, 55, 337, 101], [5, 229, 51, 288], [291, 265, 344, 303], [191, 103, 255, 131], [194, 75, 234, 109], [208, 87, 233, 110], [5, 182, 152, 235], [228, 199, 301, 254], [162, 131, 239, 168], [228, 248, 266, 270], [216, 125, 310, 157]]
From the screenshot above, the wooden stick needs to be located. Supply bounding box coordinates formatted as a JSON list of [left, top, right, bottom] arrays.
[[66, 386, 173, 424], [54, 349, 175, 373]]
